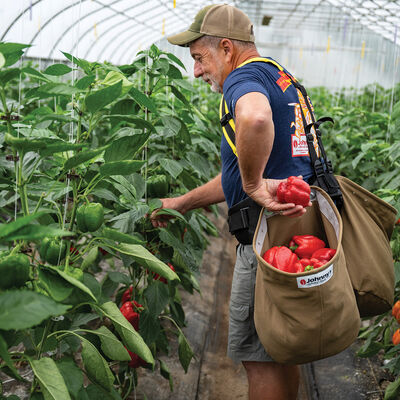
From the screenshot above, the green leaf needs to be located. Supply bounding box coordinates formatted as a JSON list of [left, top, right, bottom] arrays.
[[100, 302, 154, 366], [4, 133, 47, 151], [158, 158, 183, 179], [45, 265, 97, 302], [385, 377, 400, 400], [174, 79, 196, 93], [102, 71, 133, 95], [128, 86, 157, 113], [22, 66, 51, 82], [30, 358, 71, 400], [93, 326, 131, 361], [0, 333, 22, 380], [75, 75, 96, 90], [148, 198, 162, 212], [0, 52, 5, 69], [112, 243, 179, 282], [102, 227, 145, 245], [56, 358, 84, 399], [63, 147, 105, 171], [178, 332, 194, 373], [39, 142, 85, 157], [0, 68, 21, 86], [144, 281, 169, 317], [104, 134, 150, 162], [99, 160, 145, 176], [166, 64, 183, 79], [0, 290, 70, 330], [166, 52, 186, 70], [61, 52, 92, 74], [38, 267, 74, 302], [104, 115, 155, 133], [161, 115, 181, 135], [107, 271, 131, 285], [81, 338, 114, 392], [169, 85, 191, 108], [155, 208, 186, 222], [85, 80, 122, 113], [159, 359, 174, 391], [4, 225, 73, 242], [0, 212, 46, 239], [37, 83, 81, 96], [44, 64, 73, 76]]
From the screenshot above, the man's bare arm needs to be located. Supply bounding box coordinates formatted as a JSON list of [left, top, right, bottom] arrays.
[[235, 92, 309, 216], [150, 173, 225, 227]]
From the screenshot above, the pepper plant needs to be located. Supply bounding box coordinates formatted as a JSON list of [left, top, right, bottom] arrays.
[[0, 42, 221, 399], [310, 84, 400, 400]]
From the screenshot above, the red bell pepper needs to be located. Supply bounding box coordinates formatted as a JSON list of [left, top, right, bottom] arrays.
[[311, 248, 336, 263], [263, 246, 299, 273], [310, 258, 324, 269], [289, 235, 325, 259], [276, 176, 311, 207], [120, 300, 143, 331], [153, 262, 175, 284], [121, 286, 133, 304], [126, 348, 147, 368]]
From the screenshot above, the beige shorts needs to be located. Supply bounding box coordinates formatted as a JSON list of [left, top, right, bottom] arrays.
[[227, 244, 274, 363]]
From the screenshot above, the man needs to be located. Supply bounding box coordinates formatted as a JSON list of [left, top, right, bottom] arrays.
[[151, 4, 315, 400]]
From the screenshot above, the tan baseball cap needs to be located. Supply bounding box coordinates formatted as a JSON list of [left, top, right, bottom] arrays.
[[167, 4, 255, 47]]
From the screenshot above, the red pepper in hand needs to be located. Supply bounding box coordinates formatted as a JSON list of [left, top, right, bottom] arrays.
[[289, 235, 325, 259], [263, 246, 299, 273], [277, 176, 311, 207], [120, 300, 143, 331], [311, 248, 336, 263]]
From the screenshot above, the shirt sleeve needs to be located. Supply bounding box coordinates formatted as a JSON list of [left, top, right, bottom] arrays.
[[223, 66, 271, 118]]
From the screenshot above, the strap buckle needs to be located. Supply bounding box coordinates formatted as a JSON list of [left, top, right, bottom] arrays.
[[220, 112, 232, 127]]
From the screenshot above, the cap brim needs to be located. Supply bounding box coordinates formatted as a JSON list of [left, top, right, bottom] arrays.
[[167, 30, 204, 46]]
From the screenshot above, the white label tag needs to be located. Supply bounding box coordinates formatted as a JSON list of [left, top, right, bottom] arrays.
[[291, 134, 309, 157], [296, 265, 334, 288]]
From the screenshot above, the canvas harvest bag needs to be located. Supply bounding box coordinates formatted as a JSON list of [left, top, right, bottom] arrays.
[[336, 176, 397, 317], [252, 186, 360, 364]]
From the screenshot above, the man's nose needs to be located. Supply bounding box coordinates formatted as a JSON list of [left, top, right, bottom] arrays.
[[194, 62, 203, 78]]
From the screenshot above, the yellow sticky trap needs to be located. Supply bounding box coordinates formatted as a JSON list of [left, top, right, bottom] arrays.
[[162, 18, 165, 35], [361, 41, 365, 59], [173, 0, 176, 8], [94, 23, 98, 40], [326, 36, 331, 53]]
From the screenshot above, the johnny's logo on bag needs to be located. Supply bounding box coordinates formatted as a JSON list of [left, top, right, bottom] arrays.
[[297, 265, 334, 288]]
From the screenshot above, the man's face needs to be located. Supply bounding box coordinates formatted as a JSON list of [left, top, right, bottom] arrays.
[[190, 39, 225, 93]]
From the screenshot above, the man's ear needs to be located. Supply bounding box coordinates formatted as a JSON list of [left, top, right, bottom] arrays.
[[220, 38, 234, 60]]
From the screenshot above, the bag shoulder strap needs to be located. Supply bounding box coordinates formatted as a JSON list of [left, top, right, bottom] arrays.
[[219, 57, 309, 156]]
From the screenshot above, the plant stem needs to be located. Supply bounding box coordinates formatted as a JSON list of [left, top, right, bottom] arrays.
[[37, 320, 53, 358], [0, 87, 13, 135], [17, 154, 29, 215]]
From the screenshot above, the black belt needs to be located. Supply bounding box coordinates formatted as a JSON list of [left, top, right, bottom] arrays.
[[228, 197, 262, 245]]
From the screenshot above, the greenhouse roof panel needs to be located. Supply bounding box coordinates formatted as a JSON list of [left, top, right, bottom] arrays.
[[0, 0, 399, 64]]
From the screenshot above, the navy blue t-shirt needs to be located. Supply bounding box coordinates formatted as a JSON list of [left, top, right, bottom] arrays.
[[221, 58, 315, 208]]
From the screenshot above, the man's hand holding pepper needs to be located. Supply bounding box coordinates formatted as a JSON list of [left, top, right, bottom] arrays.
[[245, 177, 311, 218]]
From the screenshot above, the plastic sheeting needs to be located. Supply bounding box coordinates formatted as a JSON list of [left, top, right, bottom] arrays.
[[1, 0, 399, 88]]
